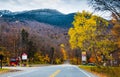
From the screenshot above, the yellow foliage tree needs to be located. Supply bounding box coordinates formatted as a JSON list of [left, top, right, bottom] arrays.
[[55, 58, 61, 64], [60, 44, 67, 61], [34, 52, 44, 64], [68, 11, 116, 65], [44, 54, 50, 63], [0, 47, 10, 65]]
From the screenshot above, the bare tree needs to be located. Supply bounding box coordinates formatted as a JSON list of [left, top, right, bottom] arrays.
[[89, 0, 120, 20]]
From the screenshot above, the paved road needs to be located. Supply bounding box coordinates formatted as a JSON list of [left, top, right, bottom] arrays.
[[0, 64, 97, 77]]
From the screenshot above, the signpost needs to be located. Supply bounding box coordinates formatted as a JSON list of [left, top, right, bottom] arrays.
[[0, 54, 4, 69], [22, 53, 28, 66]]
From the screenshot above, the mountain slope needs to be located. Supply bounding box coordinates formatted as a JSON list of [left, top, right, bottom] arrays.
[[0, 9, 74, 28]]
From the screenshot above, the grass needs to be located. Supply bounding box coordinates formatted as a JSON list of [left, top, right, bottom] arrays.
[[0, 68, 10, 74], [79, 65, 120, 77]]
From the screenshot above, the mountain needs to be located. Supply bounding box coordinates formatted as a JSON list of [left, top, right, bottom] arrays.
[[0, 10, 12, 15], [0, 9, 72, 58], [0, 9, 75, 28]]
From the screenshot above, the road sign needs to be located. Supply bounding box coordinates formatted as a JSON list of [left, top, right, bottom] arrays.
[[82, 52, 86, 61], [22, 53, 27, 60]]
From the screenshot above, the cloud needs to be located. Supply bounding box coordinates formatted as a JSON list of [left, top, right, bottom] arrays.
[[0, 0, 92, 14]]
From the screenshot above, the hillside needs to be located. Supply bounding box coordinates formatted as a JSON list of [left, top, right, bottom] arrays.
[[0, 9, 74, 28], [0, 9, 75, 64]]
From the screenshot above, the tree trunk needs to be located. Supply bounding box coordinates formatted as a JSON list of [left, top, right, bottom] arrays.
[[93, 46, 99, 66]]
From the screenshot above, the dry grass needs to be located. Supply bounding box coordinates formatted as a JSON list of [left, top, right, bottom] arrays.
[[79, 65, 120, 77], [0, 68, 10, 74], [0, 68, 20, 74]]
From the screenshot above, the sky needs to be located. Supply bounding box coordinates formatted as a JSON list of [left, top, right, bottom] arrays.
[[0, 0, 111, 19]]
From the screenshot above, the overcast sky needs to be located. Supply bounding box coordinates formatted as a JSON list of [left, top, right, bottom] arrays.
[[0, 0, 93, 13], [0, 0, 111, 19]]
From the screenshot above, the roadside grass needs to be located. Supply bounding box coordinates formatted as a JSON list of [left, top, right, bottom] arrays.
[[0, 68, 10, 74], [79, 65, 120, 77]]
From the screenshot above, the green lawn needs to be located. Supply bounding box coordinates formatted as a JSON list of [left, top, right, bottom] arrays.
[[79, 65, 120, 77]]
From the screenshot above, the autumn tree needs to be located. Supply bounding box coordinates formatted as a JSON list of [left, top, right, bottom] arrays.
[[34, 52, 44, 64], [0, 47, 10, 66], [68, 11, 116, 65], [89, 0, 120, 65], [0, 47, 6, 58], [60, 44, 67, 61], [111, 19, 120, 48], [44, 54, 50, 64]]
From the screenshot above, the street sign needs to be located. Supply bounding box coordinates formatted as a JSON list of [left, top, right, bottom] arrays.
[[22, 53, 27, 60]]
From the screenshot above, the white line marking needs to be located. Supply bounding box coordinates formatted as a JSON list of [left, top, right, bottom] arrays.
[[74, 65, 92, 77]]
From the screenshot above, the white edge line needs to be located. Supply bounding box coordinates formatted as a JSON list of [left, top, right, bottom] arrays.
[[74, 66, 91, 77]]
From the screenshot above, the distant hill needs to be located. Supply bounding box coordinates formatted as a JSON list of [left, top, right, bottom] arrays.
[[0, 9, 75, 28], [0, 9, 74, 56]]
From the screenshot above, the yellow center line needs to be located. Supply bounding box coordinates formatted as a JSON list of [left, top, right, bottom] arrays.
[[49, 70, 61, 77]]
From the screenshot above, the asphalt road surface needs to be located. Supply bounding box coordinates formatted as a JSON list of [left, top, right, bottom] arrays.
[[0, 64, 97, 77]]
